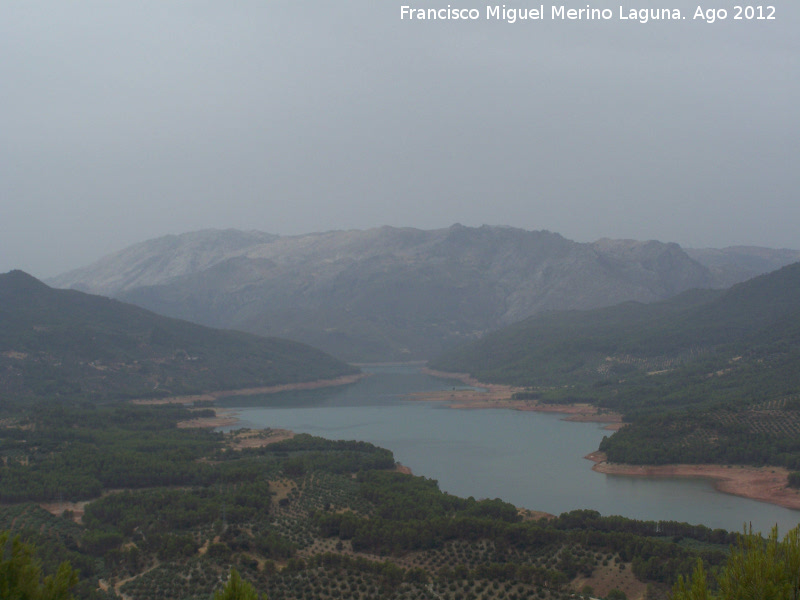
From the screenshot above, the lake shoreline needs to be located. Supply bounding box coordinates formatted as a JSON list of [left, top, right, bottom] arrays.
[[417, 368, 624, 428], [180, 365, 800, 517], [586, 451, 800, 512], [135, 373, 367, 429], [424, 368, 800, 512], [134, 372, 366, 405]]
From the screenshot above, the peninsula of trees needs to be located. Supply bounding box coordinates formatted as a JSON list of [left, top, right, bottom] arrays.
[[430, 262, 800, 472]]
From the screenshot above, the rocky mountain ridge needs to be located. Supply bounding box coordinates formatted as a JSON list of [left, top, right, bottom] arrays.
[[48, 225, 800, 361]]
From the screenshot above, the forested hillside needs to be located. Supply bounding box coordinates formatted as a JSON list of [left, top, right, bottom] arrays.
[[431, 263, 800, 469], [0, 401, 738, 600], [0, 270, 357, 405], [432, 262, 800, 386]]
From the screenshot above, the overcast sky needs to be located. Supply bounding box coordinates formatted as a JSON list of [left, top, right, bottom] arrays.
[[2, 1, 798, 278]]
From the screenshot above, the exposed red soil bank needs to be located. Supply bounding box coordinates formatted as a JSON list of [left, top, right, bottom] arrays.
[[415, 369, 623, 427], [587, 451, 800, 511]]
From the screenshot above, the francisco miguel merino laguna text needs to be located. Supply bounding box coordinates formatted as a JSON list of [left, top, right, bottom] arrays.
[[400, 5, 686, 23]]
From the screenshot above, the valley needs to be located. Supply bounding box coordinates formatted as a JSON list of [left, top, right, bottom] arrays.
[[5, 0, 797, 594], [3, 239, 800, 600]]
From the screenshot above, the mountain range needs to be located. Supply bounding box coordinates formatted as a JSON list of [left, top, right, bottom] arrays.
[[48, 225, 800, 361]]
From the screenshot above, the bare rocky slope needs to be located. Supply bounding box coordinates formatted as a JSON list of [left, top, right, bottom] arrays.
[[49, 225, 799, 361]]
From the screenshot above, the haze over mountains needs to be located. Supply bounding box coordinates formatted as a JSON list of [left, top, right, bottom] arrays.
[[49, 225, 800, 362]]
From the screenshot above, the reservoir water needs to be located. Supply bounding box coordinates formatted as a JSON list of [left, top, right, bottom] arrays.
[[218, 365, 800, 534]]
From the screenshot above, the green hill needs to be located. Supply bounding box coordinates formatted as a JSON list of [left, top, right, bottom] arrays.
[[431, 263, 800, 469], [0, 270, 358, 404], [431, 262, 800, 388]]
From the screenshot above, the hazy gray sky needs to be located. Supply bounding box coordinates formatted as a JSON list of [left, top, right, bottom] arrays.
[[2, 1, 798, 278]]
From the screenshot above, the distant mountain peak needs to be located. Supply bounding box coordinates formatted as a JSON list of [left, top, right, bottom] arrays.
[[45, 225, 729, 362], [1, 269, 44, 284], [0, 269, 51, 297]]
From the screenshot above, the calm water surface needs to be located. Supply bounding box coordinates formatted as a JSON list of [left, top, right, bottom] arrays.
[[218, 365, 800, 534]]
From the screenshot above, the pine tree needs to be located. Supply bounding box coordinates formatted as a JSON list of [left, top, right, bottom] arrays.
[[213, 568, 266, 600], [672, 525, 800, 600], [0, 531, 78, 600]]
